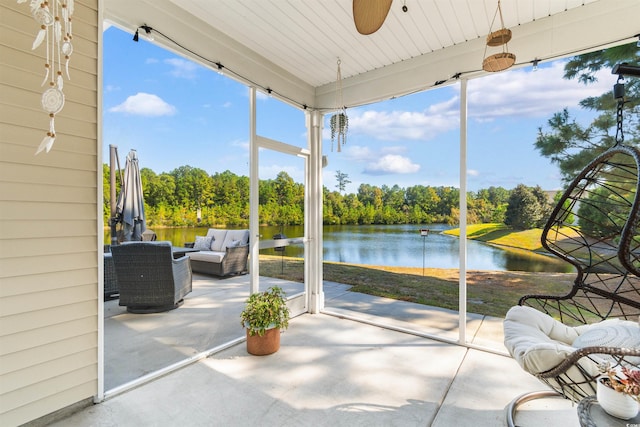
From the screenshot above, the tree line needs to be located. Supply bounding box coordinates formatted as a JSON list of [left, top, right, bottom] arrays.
[[103, 164, 557, 229], [103, 46, 638, 232]]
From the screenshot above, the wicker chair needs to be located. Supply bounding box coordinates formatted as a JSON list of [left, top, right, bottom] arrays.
[[110, 241, 193, 313], [103, 252, 119, 300], [504, 144, 640, 425]]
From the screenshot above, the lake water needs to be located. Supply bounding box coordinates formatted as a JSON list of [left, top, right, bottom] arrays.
[[320, 224, 572, 272], [123, 223, 572, 273]]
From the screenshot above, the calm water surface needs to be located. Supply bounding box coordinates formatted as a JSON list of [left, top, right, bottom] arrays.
[[322, 224, 571, 272], [125, 224, 572, 273]]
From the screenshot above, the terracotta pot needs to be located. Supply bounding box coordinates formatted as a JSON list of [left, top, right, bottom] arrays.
[[597, 377, 640, 420], [246, 327, 280, 356]]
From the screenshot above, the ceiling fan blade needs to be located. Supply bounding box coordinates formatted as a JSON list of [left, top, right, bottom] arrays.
[[353, 0, 393, 35]]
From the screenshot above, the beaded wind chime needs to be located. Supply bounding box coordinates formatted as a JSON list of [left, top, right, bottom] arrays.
[[18, 0, 74, 154]]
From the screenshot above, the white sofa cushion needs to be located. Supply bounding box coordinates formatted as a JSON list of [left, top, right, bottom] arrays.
[[206, 229, 228, 252], [222, 229, 250, 249], [188, 251, 225, 263]]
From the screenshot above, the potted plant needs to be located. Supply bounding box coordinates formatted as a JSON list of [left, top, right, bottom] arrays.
[[597, 364, 640, 419], [330, 58, 348, 152], [330, 112, 348, 152], [240, 286, 290, 355]]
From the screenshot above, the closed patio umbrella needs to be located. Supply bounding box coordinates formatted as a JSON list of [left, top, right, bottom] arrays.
[[116, 149, 146, 241]]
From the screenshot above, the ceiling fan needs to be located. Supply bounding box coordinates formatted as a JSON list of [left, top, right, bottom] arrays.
[[353, 0, 393, 35]]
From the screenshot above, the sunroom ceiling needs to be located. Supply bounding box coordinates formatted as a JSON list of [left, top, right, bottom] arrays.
[[104, 0, 639, 110]]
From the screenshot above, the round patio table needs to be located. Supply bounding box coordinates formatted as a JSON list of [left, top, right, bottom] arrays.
[[577, 396, 640, 427]]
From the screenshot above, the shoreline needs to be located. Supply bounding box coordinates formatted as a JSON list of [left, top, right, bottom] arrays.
[[304, 257, 574, 282], [323, 259, 573, 280], [260, 255, 576, 318]]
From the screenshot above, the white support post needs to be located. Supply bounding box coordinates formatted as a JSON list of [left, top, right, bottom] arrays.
[[96, 6, 105, 402], [459, 78, 468, 344], [306, 110, 324, 313], [249, 87, 260, 294]]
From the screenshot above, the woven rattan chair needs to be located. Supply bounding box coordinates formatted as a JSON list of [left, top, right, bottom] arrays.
[[110, 241, 193, 313], [504, 144, 640, 425], [103, 252, 119, 300]]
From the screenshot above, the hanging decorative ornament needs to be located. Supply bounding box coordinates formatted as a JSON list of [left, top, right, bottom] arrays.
[[18, 0, 75, 154], [482, 0, 515, 72], [330, 59, 348, 153], [42, 87, 65, 114], [61, 39, 73, 78]]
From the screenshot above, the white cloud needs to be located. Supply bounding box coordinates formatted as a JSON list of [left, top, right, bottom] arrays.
[[345, 145, 374, 161], [164, 58, 199, 79], [343, 145, 419, 176], [468, 169, 480, 177], [341, 60, 613, 143], [381, 145, 408, 154], [348, 109, 458, 141], [232, 139, 249, 152], [109, 92, 176, 116], [464, 61, 613, 120], [364, 154, 420, 175]]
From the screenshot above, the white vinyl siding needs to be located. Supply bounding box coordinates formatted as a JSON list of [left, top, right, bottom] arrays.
[[0, 1, 100, 425]]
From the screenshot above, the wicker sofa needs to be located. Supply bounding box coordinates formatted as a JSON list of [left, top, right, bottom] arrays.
[[186, 228, 250, 277]]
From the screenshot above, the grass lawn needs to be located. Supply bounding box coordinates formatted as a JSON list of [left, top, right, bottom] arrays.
[[443, 223, 546, 251], [259, 224, 585, 319], [258, 254, 575, 319]]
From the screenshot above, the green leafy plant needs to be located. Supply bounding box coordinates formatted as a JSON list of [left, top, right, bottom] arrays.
[[330, 112, 348, 151], [240, 286, 290, 337]]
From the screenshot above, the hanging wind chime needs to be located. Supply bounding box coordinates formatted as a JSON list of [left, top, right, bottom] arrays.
[[482, 0, 515, 72], [330, 59, 348, 152], [18, 0, 74, 154]]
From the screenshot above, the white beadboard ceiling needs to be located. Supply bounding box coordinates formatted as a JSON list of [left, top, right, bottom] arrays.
[[104, 0, 639, 110]]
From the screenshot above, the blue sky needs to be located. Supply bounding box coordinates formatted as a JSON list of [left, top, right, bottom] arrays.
[[103, 26, 615, 194]]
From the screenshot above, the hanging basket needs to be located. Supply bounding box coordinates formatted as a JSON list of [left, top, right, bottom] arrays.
[[330, 112, 348, 152], [483, 52, 516, 72], [332, 58, 348, 152], [330, 113, 348, 138], [486, 28, 512, 46], [482, 0, 516, 73]]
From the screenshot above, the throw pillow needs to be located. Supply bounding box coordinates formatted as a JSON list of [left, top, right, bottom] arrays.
[[193, 236, 213, 251], [572, 319, 640, 364]]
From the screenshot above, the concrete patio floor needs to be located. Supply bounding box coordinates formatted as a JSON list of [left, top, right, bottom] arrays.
[[56, 274, 580, 426]]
